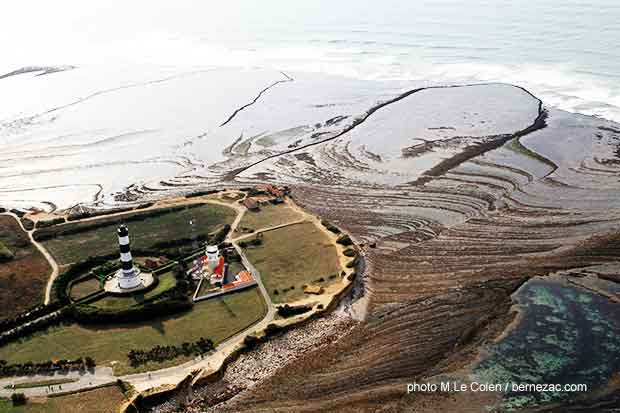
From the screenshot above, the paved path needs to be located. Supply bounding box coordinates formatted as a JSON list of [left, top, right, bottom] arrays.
[[0, 367, 115, 398]]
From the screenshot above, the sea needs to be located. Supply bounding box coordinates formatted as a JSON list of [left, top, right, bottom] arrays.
[[2, 0, 619, 121], [1, 0, 620, 210]]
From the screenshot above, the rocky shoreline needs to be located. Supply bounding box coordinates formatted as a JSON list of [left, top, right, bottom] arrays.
[[149, 312, 359, 412]]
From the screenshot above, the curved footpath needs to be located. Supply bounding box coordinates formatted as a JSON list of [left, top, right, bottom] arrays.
[[2, 212, 59, 305], [0, 197, 306, 398]]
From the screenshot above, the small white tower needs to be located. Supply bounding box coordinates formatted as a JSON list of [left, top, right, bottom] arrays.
[[205, 245, 219, 272]]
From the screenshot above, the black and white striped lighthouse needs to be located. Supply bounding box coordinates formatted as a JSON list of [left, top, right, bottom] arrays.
[[117, 225, 142, 289]]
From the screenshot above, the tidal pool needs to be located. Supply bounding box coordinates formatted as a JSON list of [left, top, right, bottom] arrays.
[[472, 276, 620, 410]]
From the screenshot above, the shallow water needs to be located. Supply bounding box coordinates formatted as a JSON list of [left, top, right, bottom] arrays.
[[2, 1, 619, 121], [472, 276, 620, 410]]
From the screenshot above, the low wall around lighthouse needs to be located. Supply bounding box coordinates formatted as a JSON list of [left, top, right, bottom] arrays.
[[103, 225, 155, 294]]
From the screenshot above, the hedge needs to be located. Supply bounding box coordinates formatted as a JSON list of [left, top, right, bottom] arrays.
[[1, 357, 94, 378], [35, 217, 66, 228], [0, 302, 64, 335], [71, 295, 192, 325], [321, 220, 341, 234], [127, 337, 214, 367], [277, 304, 312, 318], [0, 307, 71, 347], [336, 234, 353, 246], [185, 189, 220, 198], [53, 254, 118, 304]]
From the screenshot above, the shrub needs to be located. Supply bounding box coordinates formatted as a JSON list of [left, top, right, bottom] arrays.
[[35, 217, 66, 228], [264, 323, 283, 336], [336, 234, 353, 246], [10, 209, 25, 217], [346, 257, 359, 268], [11, 392, 26, 406], [243, 334, 262, 350], [1, 357, 93, 378], [321, 220, 341, 234], [20, 218, 34, 231], [277, 304, 311, 318], [317, 304, 324, 310], [0, 241, 14, 262], [127, 337, 214, 367], [273, 289, 279, 295], [342, 248, 356, 257], [209, 224, 231, 245], [185, 189, 219, 198]]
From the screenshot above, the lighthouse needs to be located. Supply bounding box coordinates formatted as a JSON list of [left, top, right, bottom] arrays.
[[205, 245, 219, 272], [117, 225, 142, 289]]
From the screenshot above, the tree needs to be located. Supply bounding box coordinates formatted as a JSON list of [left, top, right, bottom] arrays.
[[85, 356, 96, 369], [11, 392, 26, 406]]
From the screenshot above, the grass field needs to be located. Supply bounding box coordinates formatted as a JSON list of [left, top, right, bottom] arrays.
[[227, 261, 246, 277], [0, 216, 51, 319], [237, 203, 302, 232], [0, 384, 126, 413], [0, 288, 266, 375], [69, 277, 101, 301], [4, 378, 78, 390], [242, 222, 341, 303], [91, 272, 176, 310], [40, 204, 236, 265]]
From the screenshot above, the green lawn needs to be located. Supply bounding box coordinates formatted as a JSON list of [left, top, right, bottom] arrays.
[[91, 272, 176, 310], [227, 261, 246, 277], [0, 384, 126, 413], [40, 204, 236, 265], [69, 278, 101, 301], [0, 288, 266, 375], [242, 222, 341, 303], [237, 203, 302, 233]]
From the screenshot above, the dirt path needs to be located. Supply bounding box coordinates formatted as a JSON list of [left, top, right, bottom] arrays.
[[3, 212, 59, 305]]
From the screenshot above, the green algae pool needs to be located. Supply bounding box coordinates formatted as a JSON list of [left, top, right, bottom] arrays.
[[472, 276, 620, 411]]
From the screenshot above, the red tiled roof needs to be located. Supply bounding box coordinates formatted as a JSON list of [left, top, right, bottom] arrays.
[[237, 271, 252, 283], [213, 256, 225, 276]]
